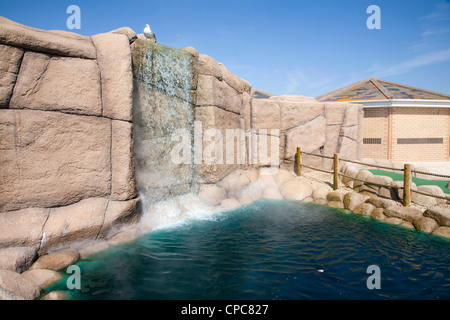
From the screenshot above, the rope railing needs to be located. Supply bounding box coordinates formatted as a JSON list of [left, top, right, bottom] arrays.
[[295, 147, 450, 206], [339, 157, 404, 172], [410, 169, 450, 179]]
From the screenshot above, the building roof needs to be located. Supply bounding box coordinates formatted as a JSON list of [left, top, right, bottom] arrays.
[[316, 77, 450, 102], [251, 88, 275, 99]]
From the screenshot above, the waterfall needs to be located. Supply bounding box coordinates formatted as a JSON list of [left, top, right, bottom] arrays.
[[132, 40, 208, 231]]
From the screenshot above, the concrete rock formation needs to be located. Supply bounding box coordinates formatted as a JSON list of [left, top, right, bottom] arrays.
[[0, 17, 140, 259]]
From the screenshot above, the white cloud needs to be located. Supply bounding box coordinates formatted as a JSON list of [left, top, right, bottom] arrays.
[[373, 49, 450, 77]]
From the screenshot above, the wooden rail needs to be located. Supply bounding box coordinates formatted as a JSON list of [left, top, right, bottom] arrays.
[[295, 147, 450, 207]]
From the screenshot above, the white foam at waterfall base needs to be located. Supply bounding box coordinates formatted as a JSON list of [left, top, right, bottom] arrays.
[[137, 193, 227, 233]]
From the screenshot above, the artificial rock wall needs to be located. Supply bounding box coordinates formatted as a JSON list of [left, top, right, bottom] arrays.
[[0, 17, 364, 254], [0, 17, 139, 254]]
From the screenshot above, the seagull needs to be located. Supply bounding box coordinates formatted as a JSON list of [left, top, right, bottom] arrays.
[[143, 24, 156, 42]]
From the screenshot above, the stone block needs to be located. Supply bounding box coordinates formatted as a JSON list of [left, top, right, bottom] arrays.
[[285, 116, 326, 160], [10, 52, 102, 116], [0, 208, 49, 248], [111, 120, 137, 201], [280, 101, 324, 130], [251, 98, 280, 130], [0, 16, 96, 59], [91, 32, 133, 121], [0, 110, 111, 212], [0, 44, 23, 107]]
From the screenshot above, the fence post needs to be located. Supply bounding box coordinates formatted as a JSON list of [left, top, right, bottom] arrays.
[[403, 164, 411, 207], [333, 153, 339, 190], [296, 147, 301, 176]]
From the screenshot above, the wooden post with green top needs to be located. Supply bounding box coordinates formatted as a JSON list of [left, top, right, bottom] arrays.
[[403, 164, 411, 207], [333, 153, 339, 190], [296, 147, 301, 176]]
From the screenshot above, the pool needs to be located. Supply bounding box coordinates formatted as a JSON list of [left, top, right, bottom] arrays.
[[45, 199, 450, 300]]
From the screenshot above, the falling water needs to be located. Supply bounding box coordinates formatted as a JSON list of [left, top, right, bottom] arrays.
[[132, 40, 208, 231]]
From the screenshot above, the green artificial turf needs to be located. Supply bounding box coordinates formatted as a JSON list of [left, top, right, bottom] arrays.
[[368, 169, 450, 195]]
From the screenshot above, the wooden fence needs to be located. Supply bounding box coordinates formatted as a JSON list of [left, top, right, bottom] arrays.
[[295, 147, 450, 207]]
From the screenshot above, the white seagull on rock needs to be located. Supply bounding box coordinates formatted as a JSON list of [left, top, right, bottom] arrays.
[[143, 24, 156, 42]]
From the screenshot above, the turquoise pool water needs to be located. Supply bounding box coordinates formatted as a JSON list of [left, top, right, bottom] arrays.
[[45, 200, 450, 300]]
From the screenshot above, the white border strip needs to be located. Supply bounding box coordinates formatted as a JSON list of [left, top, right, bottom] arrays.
[[350, 99, 450, 108]]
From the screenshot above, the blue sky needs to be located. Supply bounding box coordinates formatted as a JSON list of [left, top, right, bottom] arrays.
[[1, 0, 449, 97]]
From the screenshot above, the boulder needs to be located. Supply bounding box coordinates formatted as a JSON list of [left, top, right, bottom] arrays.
[[378, 186, 398, 200], [109, 27, 137, 43], [29, 249, 79, 271], [219, 169, 251, 192], [0, 16, 96, 59], [392, 181, 418, 200], [78, 241, 110, 258], [367, 175, 393, 187], [343, 192, 366, 211], [401, 221, 415, 229], [383, 206, 424, 223], [42, 291, 67, 300], [432, 226, 450, 238], [424, 206, 450, 227], [219, 198, 241, 210], [328, 201, 344, 209], [341, 167, 358, 188], [243, 168, 259, 184], [100, 198, 141, 238], [238, 194, 254, 205], [313, 199, 328, 206], [108, 228, 140, 245], [91, 33, 133, 121], [414, 185, 446, 205], [413, 217, 439, 233], [358, 184, 379, 196], [0, 269, 41, 300], [313, 186, 331, 201], [327, 191, 343, 202], [0, 208, 49, 248], [385, 217, 404, 225], [239, 182, 263, 202], [198, 184, 227, 207], [22, 269, 62, 289], [273, 169, 294, 187], [354, 170, 374, 188], [353, 203, 376, 216], [257, 174, 278, 189], [40, 198, 108, 254], [0, 247, 37, 273], [371, 208, 385, 220], [0, 44, 23, 107], [279, 179, 313, 201], [0, 110, 111, 212], [10, 52, 102, 116], [412, 190, 438, 207], [365, 196, 400, 209], [262, 186, 284, 199]]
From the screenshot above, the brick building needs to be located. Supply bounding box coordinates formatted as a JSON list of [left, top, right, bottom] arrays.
[[317, 78, 450, 162]]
